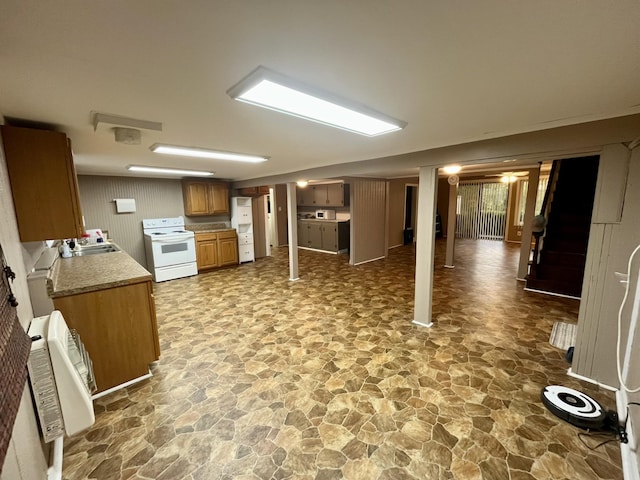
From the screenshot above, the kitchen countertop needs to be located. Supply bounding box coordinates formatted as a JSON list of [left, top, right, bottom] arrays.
[[297, 218, 350, 223], [186, 223, 236, 234], [48, 243, 152, 298]]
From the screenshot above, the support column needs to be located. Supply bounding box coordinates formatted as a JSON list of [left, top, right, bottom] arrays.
[[445, 179, 458, 268], [286, 183, 299, 281], [413, 166, 438, 328], [517, 167, 541, 280]]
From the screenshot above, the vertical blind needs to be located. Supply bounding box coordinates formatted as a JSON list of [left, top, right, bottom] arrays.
[[456, 181, 509, 240]]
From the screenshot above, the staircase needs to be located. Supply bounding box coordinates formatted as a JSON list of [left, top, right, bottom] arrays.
[[526, 156, 599, 298]]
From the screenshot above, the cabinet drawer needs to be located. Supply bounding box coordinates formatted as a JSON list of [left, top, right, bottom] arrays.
[[217, 230, 237, 240], [239, 245, 254, 262], [195, 232, 218, 241], [238, 233, 253, 245]]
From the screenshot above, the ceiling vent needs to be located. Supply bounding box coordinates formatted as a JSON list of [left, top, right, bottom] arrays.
[[92, 112, 162, 145], [113, 127, 141, 145]]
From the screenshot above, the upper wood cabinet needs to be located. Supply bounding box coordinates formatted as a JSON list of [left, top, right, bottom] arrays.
[[237, 186, 270, 197], [296, 183, 348, 207], [182, 179, 230, 216], [1, 125, 84, 242]]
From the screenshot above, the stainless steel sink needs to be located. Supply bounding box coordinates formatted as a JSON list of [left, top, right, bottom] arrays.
[[73, 243, 121, 256]]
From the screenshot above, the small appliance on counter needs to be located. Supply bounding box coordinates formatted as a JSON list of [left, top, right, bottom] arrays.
[[142, 216, 197, 282], [315, 209, 336, 220]]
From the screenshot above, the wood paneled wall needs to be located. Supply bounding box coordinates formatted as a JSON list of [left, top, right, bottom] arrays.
[[78, 175, 232, 268], [350, 178, 386, 265], [387, 177, 419, 248], [77, 176, 185, 268]]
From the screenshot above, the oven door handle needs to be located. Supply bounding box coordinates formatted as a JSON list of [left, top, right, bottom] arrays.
[[154, 239, 192, 245]]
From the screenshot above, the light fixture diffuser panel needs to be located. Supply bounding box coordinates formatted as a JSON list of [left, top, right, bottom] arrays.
[[150, 144, 268, 163], [227, 66, 406, 137]]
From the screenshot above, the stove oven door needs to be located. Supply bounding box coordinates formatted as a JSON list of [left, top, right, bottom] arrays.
[[150, 236, 196, 268]]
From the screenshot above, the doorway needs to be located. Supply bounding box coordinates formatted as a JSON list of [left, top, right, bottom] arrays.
[[456, 181, 509, 240], [403, 184, 418, 244]]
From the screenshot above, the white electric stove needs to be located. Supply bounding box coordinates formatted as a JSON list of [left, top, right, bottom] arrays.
[[142, 216, 197, 282]]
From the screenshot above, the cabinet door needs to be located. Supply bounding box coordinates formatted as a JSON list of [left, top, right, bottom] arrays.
[[238, 244, 255, 262], [1, 126, 84, 241], [183, 181, 210, 216], [53, 282, 158, 393], [218, 238, 238, 265], [237, 206, 252, 224], [196, 239, 219, 270], [297, 221, 308, 246], [326, 184, 345, 206], [209, 183, 230, 214], [321, 224, 339, 251], [312, 185, 328, 206], [308, 223, 323, 249]]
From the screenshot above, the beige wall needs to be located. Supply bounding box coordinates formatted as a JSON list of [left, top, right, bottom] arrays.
[[274, 184, 288, 246], [0, 129, 48, 479], [387, 177, 418, 248], [350, 178, 386, 264], [574, 148, 640, 386], [77, 175, 231, 269]]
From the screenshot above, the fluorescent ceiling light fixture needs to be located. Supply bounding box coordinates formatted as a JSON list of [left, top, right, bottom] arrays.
[[127, 165, 214, 177], [442, 165, 462, 174], [227, 66, 407, 137], [150, 144, 268, 163], [501, 175, 517, 183], [296, 180, 308, 187]]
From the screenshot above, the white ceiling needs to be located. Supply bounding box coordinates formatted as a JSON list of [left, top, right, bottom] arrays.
[[1, 1, 639, 182]]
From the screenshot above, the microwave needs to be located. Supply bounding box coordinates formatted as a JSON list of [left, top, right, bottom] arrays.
[[316, 209, 336, 220]]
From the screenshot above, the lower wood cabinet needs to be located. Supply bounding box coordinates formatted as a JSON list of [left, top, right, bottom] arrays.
[[53, 280, 160, 394], [297, 220, 350, 252], [195, 230, 238, 271], [196, 232, 219, 270]]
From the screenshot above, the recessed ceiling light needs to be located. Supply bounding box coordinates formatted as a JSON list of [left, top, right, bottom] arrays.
[[442, 165, 462, 174], [501, 175, 518, 183], [127, 165, 214, 177], [150, 144, 268, 163], [227, 66, 407, 137]]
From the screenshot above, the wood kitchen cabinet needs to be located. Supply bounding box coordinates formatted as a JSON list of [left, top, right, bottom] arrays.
[[321, 223, 339, 251], [196, 232, 219, 270], [183, 179, 230, 216], [218, 230, 239, 266], [298, 219, 350, 253], [53, 280, 159, 393], [296, 182, 348, 207], [195, 230, 238, 271], [237, 185, 270, 197], [296, 186, 314, 206], [307, 222, 323, 249], [1, 125, 84, 242]]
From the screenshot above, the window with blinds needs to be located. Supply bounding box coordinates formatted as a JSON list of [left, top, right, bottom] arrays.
[[456, 181, 509, 240]]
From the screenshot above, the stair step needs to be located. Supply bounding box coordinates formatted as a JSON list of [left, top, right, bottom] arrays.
[[542, 239, 588, 254], [540, 251, 586, 267], [525, 276, 583, 298], [536, 264, 584, 282]]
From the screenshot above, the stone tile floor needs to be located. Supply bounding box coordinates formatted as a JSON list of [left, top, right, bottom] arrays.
[[62, 239, 623, 479]]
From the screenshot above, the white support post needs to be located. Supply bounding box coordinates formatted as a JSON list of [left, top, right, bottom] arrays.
[[413, 166, 438, 328], [286, 183, 299, 281]]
